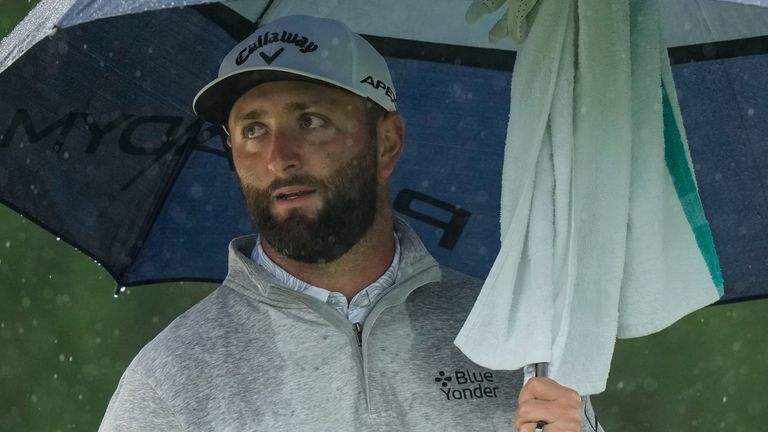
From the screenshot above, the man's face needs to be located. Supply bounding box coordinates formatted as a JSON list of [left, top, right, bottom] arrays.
[[227, 81, 381, 263]]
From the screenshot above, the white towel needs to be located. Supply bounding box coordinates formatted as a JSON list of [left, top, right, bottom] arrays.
[[454, 0, 722, 395]]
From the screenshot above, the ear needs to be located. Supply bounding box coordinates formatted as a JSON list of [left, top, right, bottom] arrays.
[[376, 111, 404, 179]]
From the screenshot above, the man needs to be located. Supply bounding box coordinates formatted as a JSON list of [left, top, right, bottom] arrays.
[[100, 15, 601, 432]]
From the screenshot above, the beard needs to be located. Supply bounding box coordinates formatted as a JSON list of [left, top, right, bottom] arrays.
[[238, 142, 379, 264]]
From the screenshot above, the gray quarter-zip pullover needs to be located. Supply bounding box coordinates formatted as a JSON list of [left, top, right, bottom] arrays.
[[99, 220, 602, 431]]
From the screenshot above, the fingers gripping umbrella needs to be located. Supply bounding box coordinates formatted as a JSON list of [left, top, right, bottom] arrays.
[[0, 0, 767, 317]]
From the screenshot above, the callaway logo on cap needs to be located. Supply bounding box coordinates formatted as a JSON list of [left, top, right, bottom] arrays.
[[193, 15, 397, 126]]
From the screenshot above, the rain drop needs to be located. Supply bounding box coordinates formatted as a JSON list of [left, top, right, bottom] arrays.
[[642, 378, 658, 391], [55, 294, 70, 305], [189, 184, 203, 199], [747, 108, 755, 117], [5, 240, 10, 248]]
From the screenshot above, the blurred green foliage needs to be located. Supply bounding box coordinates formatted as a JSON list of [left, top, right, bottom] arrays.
[[595, 299, 768, 431], [0, 209, 215, 432], [1, 1, 766, 431], [0, 0, 32, 36]]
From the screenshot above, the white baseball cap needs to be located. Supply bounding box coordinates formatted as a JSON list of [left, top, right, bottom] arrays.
[[193, 15, 397, 126]]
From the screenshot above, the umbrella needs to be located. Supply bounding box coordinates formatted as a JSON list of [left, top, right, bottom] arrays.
[[0, 0, 766, 428], [1, 0, 767, 304]]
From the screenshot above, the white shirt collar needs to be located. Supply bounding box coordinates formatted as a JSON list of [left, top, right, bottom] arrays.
[[251, 233, 401, 323]]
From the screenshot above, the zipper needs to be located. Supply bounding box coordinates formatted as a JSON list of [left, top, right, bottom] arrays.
[[353, 322, 363, 347], [252, 260, 441, 410]]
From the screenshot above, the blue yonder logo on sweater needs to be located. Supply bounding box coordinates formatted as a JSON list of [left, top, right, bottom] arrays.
[[434, 369, 500, 401]]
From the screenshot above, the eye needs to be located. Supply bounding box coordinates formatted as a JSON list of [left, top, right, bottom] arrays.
[[242, 123, 266, 139], [300, 114, 326, 129]]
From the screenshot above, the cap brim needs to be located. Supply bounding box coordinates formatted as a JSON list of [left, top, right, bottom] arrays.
[[193, 68, 381, 127], [193, 69, 323, 126]]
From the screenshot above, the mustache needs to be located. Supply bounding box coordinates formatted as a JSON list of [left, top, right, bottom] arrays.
[[260, 175, 327, 196]]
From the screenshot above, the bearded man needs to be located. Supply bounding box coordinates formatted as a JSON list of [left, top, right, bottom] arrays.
[[100, 15, 601, 432]]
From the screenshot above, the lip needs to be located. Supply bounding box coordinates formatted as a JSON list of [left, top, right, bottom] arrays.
[[272, 186, 317, 200], [271, 186, 319, 209]]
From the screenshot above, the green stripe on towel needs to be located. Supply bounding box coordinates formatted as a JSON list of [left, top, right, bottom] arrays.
[[662, 84, 725, 295]]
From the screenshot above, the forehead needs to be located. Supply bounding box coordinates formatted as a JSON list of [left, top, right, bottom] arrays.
[[229, 80, 366, 121]]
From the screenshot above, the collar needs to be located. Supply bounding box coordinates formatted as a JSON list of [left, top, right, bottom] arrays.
[[223, 217, 441, 311], [250, 233, 401, 322]]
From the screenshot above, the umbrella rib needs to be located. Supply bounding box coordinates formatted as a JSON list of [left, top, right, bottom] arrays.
[[667, 35, 768, 64], [254, 0, 277, 29]]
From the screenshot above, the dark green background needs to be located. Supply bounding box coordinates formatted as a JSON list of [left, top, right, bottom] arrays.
[[1, 1, 766, 430]]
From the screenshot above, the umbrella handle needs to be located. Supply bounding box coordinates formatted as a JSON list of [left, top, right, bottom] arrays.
[[533, 362, 549, 432]]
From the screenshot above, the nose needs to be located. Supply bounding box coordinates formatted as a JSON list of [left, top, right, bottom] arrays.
[[266, 129, 302, 176]]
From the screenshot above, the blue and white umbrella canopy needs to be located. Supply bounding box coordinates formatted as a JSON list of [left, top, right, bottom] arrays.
[[0, 0, 767, 306]]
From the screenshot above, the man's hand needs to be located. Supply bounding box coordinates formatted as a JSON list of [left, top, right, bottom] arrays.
[[516, 377, 582, 432]]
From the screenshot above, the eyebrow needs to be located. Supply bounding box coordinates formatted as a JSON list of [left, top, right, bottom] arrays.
[[233, 98, 343, 123], [235, 99, 338, 121], [234, 109, 264, 122]]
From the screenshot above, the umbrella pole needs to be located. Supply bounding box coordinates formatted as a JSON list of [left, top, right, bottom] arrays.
[[533, 362, 549, 432]]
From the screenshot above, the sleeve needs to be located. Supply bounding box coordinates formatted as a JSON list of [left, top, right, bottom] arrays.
[[99, 365, 183, 432], [581, 396, 605, 432]]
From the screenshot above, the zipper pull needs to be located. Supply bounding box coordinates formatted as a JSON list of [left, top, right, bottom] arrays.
[[353, 322, 363, 347]]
